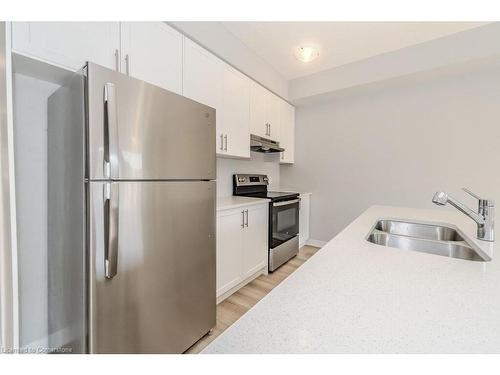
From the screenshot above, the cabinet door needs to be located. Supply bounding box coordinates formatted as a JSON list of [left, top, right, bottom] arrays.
[[249, 82, 268, 138], [243, 205, 268, 278], [183, 38, 223, 109], [280, 101, 295, 164], [216, 210, 244, 296], [266, 92, 281, 141], [120, 22, 183, 94], [12, 22, 120, 71], [183, 38, 224, 153], [221, 65, 250, 159]]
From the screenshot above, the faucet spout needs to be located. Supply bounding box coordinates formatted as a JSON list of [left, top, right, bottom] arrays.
[[432, 189, 494, 241], [443, 194, 485, 225]]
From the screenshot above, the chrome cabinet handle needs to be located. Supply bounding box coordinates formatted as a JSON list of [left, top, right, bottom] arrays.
[[103, 83, 118, 179], [104, 183, 119, 279], [125, 54, 130, 76], [241, 210, 245, 228], [220, 134, 224, 151], [245, 209, 249, 227], [114, 49, 119, 71], [268, 123, 271, 136], [224, 134, 228, 151]]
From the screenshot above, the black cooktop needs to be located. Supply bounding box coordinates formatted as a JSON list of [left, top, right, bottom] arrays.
[[235, 191, 299, 202]]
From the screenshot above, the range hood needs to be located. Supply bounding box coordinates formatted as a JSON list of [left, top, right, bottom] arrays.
[[250, 134, 284, 153]]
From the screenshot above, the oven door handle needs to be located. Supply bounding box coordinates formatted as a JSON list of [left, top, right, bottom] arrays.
[[273, 198, 301, 207]]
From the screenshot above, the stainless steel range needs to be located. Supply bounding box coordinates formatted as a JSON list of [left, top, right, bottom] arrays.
[[233, 174, 300, 272]]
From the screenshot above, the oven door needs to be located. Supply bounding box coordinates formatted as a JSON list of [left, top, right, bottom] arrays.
[[270, 198, 300, 249]]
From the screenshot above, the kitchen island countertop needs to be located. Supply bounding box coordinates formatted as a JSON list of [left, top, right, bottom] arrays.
[[203, 205, 500, 353]]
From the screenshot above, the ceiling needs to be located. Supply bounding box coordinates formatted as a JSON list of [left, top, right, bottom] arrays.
[[221, 22, 489, 80]]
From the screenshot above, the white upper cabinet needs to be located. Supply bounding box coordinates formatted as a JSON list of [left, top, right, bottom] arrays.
[[250, 82, 268, 139], [183, 38, 250, 159], [220, 65, 250, 159], [120, 22, 183, 94], [183, 38, 223, 109], [12, 22, 120, 71], [279, 100, 295, 164], [266, 91, 281, 141], [183, 38, 224, 152], [250, 81, 281, 141]]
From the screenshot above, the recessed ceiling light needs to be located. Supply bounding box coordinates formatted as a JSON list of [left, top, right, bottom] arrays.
[[294, 45, 319, 63]]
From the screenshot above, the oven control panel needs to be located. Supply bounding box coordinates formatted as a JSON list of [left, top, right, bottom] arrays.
[[234, 174, 269, 187]]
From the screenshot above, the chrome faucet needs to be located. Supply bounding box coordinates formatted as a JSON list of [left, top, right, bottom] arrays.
[[432, 188, 495, 241]]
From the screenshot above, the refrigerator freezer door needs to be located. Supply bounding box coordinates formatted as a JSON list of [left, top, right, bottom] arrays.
[[88, 180, 216, 353], [86, 62, 216, 181]]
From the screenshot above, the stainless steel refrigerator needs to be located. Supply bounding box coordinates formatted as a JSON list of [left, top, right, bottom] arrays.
[[47, 62, 216, 353]]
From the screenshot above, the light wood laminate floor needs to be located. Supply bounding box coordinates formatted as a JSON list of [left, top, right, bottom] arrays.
[[185, 245, 320, 354]]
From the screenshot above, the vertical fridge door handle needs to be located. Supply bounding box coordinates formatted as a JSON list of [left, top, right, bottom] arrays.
[[103, 83, 118, 178], [104, 183, 119, 279], [114, 49, 120, 71]]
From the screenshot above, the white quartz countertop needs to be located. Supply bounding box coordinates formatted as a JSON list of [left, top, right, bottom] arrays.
[[217, 196, 270, 211], [203, 205, 500, 353]]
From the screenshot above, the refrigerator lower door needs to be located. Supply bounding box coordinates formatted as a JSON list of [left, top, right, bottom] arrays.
[[86, 62, 216, 181], [88, 180, 216, 353]]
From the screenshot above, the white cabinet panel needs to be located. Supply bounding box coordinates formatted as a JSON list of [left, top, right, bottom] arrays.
[[216, 210, 244, 296], [183, 38, 224, 156], [216, 204, 268, 300], [221, 65, 250, 159], [242, 205, 268, 278], [183, 38, 223, 109], [250, 81, 281, 141], [266, 91, 281, 141], [250, 81, 268, 139], [280, 100, 295, 164], [299, 194, 311, 248], [120, 22, 183, 94], [12, 22, 120, 71]]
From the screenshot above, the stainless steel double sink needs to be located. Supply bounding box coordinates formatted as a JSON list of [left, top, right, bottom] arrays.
[[366, 219, 491, 262]]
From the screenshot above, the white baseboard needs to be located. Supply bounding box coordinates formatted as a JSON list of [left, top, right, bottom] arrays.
[[306, 239, 327, 248], [216, 266, 267, 304]]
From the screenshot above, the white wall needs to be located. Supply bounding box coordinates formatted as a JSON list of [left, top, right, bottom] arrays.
[[170, 22, 289, 99], [281, 63, 500, 242], [217, 153, 281, 197], [13, 73, 59, 348]]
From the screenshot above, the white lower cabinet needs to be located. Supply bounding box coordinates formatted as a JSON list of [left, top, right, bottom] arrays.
[[216, 203, 268, 302]]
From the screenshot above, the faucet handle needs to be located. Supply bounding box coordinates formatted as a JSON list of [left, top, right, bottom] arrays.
[[462, 188, 494, 206], [462, 187, 481, 200]]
